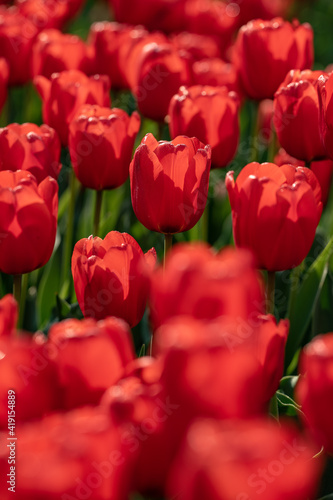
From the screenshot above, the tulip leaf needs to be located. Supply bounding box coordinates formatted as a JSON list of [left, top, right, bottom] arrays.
[[37, 248, 62, 330], [285, 236, 333, 369], [317, 496, 333, 500]]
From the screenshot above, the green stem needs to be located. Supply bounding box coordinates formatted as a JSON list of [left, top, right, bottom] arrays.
[[93, 190, 103, 236], [164, 233, 173, 269], [18, 273, 28, 329], [61, 170, 77, 297], [250, 100, 260, 163], [269, 393, 279, 421], [266, 271, 276, 315], [13, 274, 22, 327], [157, 121, 164, 141]]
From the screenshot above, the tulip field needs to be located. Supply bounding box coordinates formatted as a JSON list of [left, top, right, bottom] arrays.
[[2, 0, 333, 499]]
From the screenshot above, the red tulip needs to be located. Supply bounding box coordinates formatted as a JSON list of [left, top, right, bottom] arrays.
[[31, 29, 90, 79], [226, 162, 323, 271], [0, 123, 61, 183], [17, 0, 85, 30], [0, 6, 38, 84], [72, 231, 156, 327], [149, 243, 264, 329], [0, 406, 133, 500], [191, 58, 241, 96], [108, 0, 187, 33], [132, 42, 191, 121], [34, 69, 111, 146], [318, 72, 333, 161], [0, 294, 17, 337], [237, 0, 294, 25], [156, 317, 266, 419], [169, 85, 240, 168], [274, 147, 333, 206], [0, 58, 8, 111], [258, 98, 274, 145], [274, 69, 327, 162], [168, 418, 322, 500], [233, 18, 313, 100], [170, 32, 221, 61], [0, 333, 61, 427], [130, 134, 211, 234], [69, 105, 140, 190], [297, 333, 333, 454], [0, 170, 58, 275], [47, 317, 135, 409]]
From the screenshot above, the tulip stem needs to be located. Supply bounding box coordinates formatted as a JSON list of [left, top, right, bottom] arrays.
[[94, 190, 103, 236], [266, 271, 275, 315], [13, 274, 22, 326], [164, 234, 173, 268], [61, 169, 77, 296], [269, 393, 279, 421], [267, 128, 277, 163]]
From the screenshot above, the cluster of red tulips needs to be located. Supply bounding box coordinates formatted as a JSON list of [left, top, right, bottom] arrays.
[[0, 0, 333, 499]]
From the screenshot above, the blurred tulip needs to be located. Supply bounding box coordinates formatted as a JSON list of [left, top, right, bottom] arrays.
[[0, 406, 132, 500], [48, 317, 135, 409], [132, 42, 191, 122], [0, 170, 58, 275], [0, 123, 61, 183], [237, 0, 294, 25], [149, 244, 264, 329], [233, 18, 313, 100], [72, 231, 156, 327], [226, 162, 322, 271], [0, 294, 17, 337], [274, 70, 327, 161], [258, 98, 274, 145], [191, 58, 241, 96], [297, 333, 333, 454], [34, 69, 110, 146], [69, 105, 140, 190], [318, 72, 333, 161], [130, 134, 211, 234], [0, 6, 38, 84], [155, 317, 266, 419], [17, 0, 84, 30], [274, 148, 333, 206], [31, 29, 90, 79], [0, 58, 8, 111], [170, 32, 221, 61], [0, 333, 61, 427], [168, 418, 322, 500], [168, 85, 239, 168]]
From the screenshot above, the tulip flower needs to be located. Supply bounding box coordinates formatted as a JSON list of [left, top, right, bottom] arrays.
[[0, 123, 61, 183], [168, 418, 322, 500], [0, 333, 61, 426], [170, 32, 220, 62], [149, 243, 264, 330], [0, 294, 17, 337], [0, 58, 8, 112], [318, 72, 333, 161], [297, 333, 333, 454], [69, 105, 140, 190], [0, 406, 133, 500], [31, 29, 90, 79], [0, 170, 58, 275], [47, 317, 135, 409], [168, 85, 240, 168], [233, 18, 313, 100], [130, 134, 211, 235], [0, 6, 37, 85], [226, 162, 323, 271], [17, 0, 85, 30], [132, 42, 191, 122], [274, 148, 333, 206], [191, 58, 241, 96], [72, 231, 156, 327], [34, 69, 111, 146], [274, 70, 327, 162]]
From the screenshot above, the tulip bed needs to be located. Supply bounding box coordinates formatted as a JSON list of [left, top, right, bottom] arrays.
[[1, 0, 333, 499]]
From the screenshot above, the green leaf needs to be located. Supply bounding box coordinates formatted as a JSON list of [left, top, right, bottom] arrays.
[[138, 344, 146, 358], [285, 236, 333, 369], [317, 496, 333, 500], [37, 247, 61, 329], [276, 390, 304, 418]]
